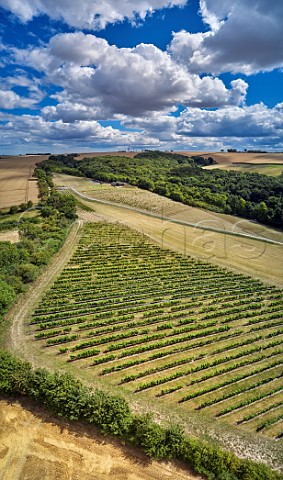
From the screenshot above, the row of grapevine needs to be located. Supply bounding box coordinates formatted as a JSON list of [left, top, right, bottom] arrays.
[[29, 222, 283, 438]]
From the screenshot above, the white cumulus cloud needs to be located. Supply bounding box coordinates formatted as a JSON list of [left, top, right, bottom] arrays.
[[169, 0, 283, 74], [0, 113, 160, 150], [176, 103, 283, 138], [12, 32, 248, 119], [0, 88, 41, 109], [122, 102, 283, 150], [0, 0, 187, 29]]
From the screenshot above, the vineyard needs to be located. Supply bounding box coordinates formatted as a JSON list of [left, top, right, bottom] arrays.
[[29, 222, 283, 439]]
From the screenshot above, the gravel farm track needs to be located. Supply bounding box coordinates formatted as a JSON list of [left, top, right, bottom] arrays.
[[2, 152, 283, 479], [6, 219, 84, 361], [2, 218, 201, 480], [3, 206, 283, 476]]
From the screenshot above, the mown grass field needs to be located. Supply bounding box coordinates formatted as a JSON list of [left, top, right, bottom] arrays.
[[28, 222, 283, 440], [53, 173, 283, 243], [53, 174, 283, 287]]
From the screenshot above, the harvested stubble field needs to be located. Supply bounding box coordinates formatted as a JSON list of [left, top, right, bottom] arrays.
[[184, 152, 283, 177], [27, 223, 283, 445], [179, 152, 283, 165], [0, 155, 48, 208], [0, 399, 198, 480], [76, 151, 283, 176]]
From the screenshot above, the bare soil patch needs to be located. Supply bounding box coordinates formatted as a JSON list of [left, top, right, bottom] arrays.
[[0, 399, 200, 480], [0, 155, 48, 208], [0, 230, 19, 243]]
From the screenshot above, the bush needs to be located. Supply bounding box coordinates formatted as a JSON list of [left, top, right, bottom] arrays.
[[0, 350, 281, 480], [130, 413, 169, 459], [85, 390, 133, 436], [0, 350, 32, 395]]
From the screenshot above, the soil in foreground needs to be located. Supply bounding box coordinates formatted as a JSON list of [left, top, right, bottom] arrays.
[[0, 399, 201, 480]]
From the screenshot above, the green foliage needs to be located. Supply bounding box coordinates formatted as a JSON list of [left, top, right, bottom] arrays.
[[0, 279, 16, 316], [47, 191, 77, 219], [191, 155, 216, 167], [0, 350, 281, 480], [85, 389, 132, 436], [40, 151, 283, 229], [17, 263, 39, 282], [0, 242, 19, 271], [164, 424, 185, 459], [0, 349, 32, 395], [130, 413, 169, 459], [0, 168, 77, 334]]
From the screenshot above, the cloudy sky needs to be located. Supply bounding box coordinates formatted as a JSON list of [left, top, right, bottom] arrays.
[[0, 0, 282, 154]]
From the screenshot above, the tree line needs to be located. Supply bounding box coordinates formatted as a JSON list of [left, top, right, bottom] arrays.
[[0, 167, 76, 335], [41, 152, 283, 229]]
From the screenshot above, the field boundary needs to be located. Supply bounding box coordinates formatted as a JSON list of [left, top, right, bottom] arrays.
[[61, 186, 283, 246], [5, 219, 83, 361]]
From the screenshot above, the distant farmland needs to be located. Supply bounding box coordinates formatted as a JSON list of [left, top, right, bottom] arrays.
[[29, 222, 283, 440], [76, 151, 283, 163], [180, 151, 283, 165], [0, 155, 48, 208], [182, 152, 283, 177]]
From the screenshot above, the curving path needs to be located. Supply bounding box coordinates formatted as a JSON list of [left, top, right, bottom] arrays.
[[61, 186, 283, 246], [6, 219, 83, 362]]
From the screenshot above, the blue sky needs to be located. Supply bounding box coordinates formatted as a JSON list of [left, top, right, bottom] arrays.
[[0, 0, 282, 154]]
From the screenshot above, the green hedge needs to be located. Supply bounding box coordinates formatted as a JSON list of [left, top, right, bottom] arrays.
[[0, 350, 281, 480]]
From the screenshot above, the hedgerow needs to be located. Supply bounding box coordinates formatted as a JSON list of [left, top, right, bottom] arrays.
[[25, 222, 283, 437], [0, 349, 281, 480]]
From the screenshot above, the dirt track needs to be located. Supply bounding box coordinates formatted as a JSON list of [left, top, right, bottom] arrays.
[[6, 219, 83, 360], [63, 186, 283, 287], [0, 400, 200, 480], [0, 231, 19, 243]]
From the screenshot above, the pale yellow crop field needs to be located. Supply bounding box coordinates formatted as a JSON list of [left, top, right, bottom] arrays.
[[179, 151, 283, 164], [0, 155, 48, 208], [179, 152, 283, 176]]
